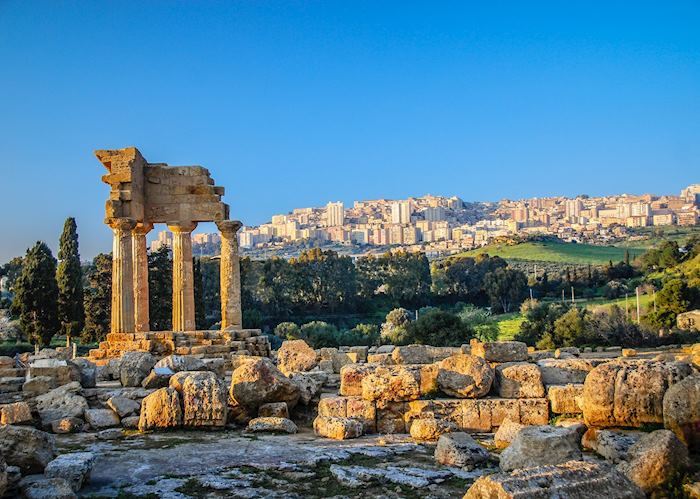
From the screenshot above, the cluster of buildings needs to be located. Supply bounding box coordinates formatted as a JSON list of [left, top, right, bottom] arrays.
[[498, 184, 700, 244], [148, 184, 700, 258]]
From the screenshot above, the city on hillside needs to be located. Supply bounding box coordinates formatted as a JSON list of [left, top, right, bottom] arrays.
[[150, 184, 700, 259]]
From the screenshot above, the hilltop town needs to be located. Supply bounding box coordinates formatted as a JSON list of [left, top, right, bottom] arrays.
[[151, 184, 700, 259]]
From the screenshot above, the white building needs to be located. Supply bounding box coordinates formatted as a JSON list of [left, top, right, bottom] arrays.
[[325, 201, 345, 227]]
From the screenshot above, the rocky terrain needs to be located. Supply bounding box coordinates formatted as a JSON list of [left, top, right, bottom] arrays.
[[0, 339, 699, 498]]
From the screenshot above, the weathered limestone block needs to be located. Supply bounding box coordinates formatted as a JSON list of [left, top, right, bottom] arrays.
[[28, 359, 80, 387], [258, 402, 289, 418], [472, 341, 528, 363], [499, 425, 582, 471], [313, 416, 363, 440], [663, 374, 700, 451], [246, 417, 297, 434], [229, 358, 299, 414], [182, 371, 227, 428], [0, 425, 56, 474], [277, 340, 318, 375], [339, 363, 375, 396], [465, 460, 644, 499], [367, 353, 393, 365], [495, 362, 545, 398], [0, 401, 32, 425], [22, 376, 54, 397], [437, 354, 494, 398], [331, 352, 354, 373], [44, 452, 95, 492], [141, 368, 174, 389], [581, 428, 640, 463], [119, 352, 156, 387], [583, 360, 694, 428], [51, 418, 83, 434], [494, 418, 524, 449], [106, 396, 140, 418], [349, 346, 368, 363], [434, 432, 490, 469], [84, 409, 120, 429], [617, 430, 690, 495], [35, 382, 89, 427], [537, 358, 593, 385], [392, 344, 432, 364], [19, 476, 76, 499], [547, 384, 584, 414], [138, 387, 182, 431], [517, 398, 549, 425], [377, 402, 407, 433], [409, 417, 457, 442], [317, 395, 377, 434], [289, 371, 326, 405], [419, 363, 440, 396], [361, 365, 421, 407]]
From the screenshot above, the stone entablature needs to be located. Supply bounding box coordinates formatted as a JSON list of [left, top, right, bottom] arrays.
[[95, 147, 243, 340]]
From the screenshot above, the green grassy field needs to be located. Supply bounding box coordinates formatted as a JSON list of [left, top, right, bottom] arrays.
[[457, 240, 645, 265], [494, 312, 526, 340]]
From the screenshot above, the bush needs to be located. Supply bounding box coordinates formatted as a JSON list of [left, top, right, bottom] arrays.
[[299, 321, 340, 348], [340, 323, 380, 346], [274, 322, 301, 340], [380, 308, 413, 345], [457, 305, 498, 342], [405, 309, 473, 347]]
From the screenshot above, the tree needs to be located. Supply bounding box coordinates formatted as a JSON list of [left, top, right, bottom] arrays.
[[149, 246, 172, 330], [483, 267, 527, 313], [549, 307, 593, 348], [12, 242, 60, 346], [380, 308, 413, 344], [56, 217, 84, 342], [405, 309, 473, 347], [82, 253, 112, 343], [193, 258, 206, 329], [644, 278, 692, 328], [515, 301, 570, 346]]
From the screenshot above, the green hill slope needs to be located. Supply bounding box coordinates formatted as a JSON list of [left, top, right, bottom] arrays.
[[456, 240, 645, 265]]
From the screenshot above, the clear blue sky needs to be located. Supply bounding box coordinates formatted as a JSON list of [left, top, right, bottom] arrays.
[[1, 1, 698, 263]]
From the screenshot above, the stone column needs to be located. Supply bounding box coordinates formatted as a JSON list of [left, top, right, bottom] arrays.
[[109, 218, 137, 333], [216, 220, 243, 330], [168, 222, 197, 331], [132, 222, 153, 332]]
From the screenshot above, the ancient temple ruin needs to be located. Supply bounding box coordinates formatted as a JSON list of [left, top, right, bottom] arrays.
[[88, 147, 270, 362]]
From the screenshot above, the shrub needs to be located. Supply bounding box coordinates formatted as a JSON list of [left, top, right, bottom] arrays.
[[457, 305, 498, 342], [274, 322, 301, 340], [299, 321, 340, 348], [405, 309, 473, 347], [380, 308, 413, 345]]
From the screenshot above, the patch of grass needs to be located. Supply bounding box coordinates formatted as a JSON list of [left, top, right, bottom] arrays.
[[456, 240, 645, 265], [174, 478, 219, 498], [494, 312, 525, 340]]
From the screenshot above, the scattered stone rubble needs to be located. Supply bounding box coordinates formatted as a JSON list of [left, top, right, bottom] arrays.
[[0, 339, 698, 497]]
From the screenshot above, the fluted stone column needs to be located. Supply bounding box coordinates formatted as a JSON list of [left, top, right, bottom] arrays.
[[132, 222, 153, 332], [110, 218, 137, 333], [168, 222, 197, 331], [216, 220, 243, 330]]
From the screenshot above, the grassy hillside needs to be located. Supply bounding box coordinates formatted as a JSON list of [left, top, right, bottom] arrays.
[[456, 240, 645, 265]]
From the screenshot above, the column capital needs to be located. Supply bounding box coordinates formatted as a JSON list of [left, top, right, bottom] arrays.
[[167, 221, 198, 233], [216, 220, 242, 236], [133, 222, 154, 236], [108, 217, 137, 231]]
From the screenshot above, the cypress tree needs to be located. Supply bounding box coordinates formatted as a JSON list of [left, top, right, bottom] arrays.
[[57, 217, 84, 342], [82, 253, 112, 343], [13, 242, 60, 346]]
